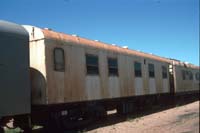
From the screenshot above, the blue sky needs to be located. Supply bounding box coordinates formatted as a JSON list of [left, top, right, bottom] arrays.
[[1, 0, 199, 65]]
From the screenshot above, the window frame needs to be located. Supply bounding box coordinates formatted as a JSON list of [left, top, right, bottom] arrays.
[[188, 71, 193, 80], [108, 57, 118, 76], [134, 61, 142, 77], [182, 70, 186, 80], [148, 63, 155, 78], [162, 66, 168, 79], [195, 72, 200, 81], [86, 54, 99, 75], [53, 48, 65, 72]]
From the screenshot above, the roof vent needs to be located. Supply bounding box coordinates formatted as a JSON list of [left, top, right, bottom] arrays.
[[122, 46, 128, 49], [184, 62, 189, 64], [44, 28, 52, 30], [94, 40, 99, 42], [72, 34, 78, 37]]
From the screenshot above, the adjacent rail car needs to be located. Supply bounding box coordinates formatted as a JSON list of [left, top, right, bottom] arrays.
[[0, 20, 31, 132], [0, 21, 30, 118], [0, 20, 199, 131], [172, 61, 199, 93]]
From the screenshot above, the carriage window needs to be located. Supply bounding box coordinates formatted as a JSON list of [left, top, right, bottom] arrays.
[[134, 62, 142, 77], [195, 72, 200, 80], [182, 70, 193, 80], [86, 54, 99, 75], [148, 64, 155, 78], [182, 70, 186, 80], [188, 71, 193, 80], [54, 48, 65, 71], [162, 66, 167, 79], [108, 58, 118, 76]]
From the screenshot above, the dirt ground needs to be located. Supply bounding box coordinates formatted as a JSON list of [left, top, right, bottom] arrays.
[[87, 101, 199, 133]]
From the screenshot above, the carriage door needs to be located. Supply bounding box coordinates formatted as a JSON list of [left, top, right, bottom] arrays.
[[53, 48, 65, 102], [162, 66, 169, 93], [134, 61, 144, 95], [148, 63, 156, 94]]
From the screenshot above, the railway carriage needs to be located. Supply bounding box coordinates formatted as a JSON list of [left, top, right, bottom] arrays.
[[24, 25, 172, 105]]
